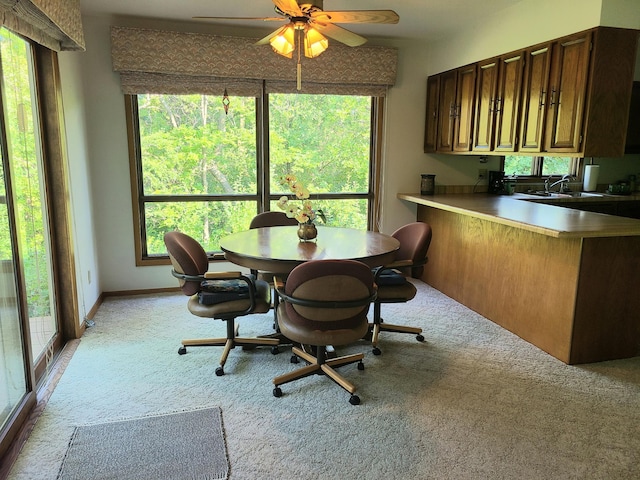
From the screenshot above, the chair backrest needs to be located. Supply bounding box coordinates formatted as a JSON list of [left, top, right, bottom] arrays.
[[164, 231, 209, 296], [249, 211, 299, 229], [392, 222, 433, 278], [283, 260, 374, 331]]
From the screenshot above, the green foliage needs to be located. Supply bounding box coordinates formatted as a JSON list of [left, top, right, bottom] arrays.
[[0, 28, 52, 318], [138, 93, 372, 255], [504, 155, 571, 177]]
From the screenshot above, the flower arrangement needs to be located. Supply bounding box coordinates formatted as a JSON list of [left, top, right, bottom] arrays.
[[277, 174, 326, 225]]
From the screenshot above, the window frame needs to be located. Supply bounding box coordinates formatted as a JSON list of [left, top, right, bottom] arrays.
[[501, 155, 582, 182], [126, 93, 383, 266]]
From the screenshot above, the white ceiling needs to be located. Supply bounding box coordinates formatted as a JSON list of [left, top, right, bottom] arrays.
[[79, 0, 526, 42]]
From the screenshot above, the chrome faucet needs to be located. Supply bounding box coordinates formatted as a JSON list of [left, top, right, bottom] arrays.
[[545, 174, 575, 193]]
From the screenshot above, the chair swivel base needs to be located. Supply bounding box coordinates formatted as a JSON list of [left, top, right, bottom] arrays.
[[272, 346, 364, 405], [179, 335, 279, 376], [368, 319, 425, 356]]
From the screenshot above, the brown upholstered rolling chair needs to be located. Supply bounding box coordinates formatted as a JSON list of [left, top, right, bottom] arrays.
[[164, 231, 279, 376], [249, 211, 298, 230], [369, 222, 433, 355], [272, 260, 376, 405]]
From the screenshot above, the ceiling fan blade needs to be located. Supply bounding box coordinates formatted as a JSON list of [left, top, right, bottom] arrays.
[[311, 10, 399, 24], [193, 16, 286, 22], [255, 26, 289, 46], [312, 23, 367, 47], [272, 0, 302, 17]]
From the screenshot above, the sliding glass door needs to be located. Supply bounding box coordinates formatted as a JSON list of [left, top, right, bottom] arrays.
[[0, 146, 28, 443], [0, 27, 60, 439], [0, 28, 58, 371]]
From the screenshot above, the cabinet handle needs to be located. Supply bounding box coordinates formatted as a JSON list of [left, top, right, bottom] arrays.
[[549, 88, 557, 107], [489, 97, 494, 113], [449, 103, 455, 118], [495, 97, 502, 114], [538, 90, 546, 109]]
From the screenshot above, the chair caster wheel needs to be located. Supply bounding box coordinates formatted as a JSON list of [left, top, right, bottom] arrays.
[[215, 366, 224, 376], [178, 346, 187, 355], [273, 387, 283, 398], [349, 395, 360, 405], [357, 361, 365, 371], [271, 346, 280, 355], [372, 347, 382, 355], [290, 355, 299, 364], [416, 334, 425, 342]]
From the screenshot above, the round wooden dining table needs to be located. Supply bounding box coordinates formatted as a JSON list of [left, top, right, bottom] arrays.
[[220, 225, 399, 273]]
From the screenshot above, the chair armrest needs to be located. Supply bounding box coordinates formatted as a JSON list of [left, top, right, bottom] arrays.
[[204, 271, 242, 279], [172, 270, 243, 282], [276, 289, 377, 309]]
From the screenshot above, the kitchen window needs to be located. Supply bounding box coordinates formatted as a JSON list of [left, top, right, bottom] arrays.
[[503, 155, 580, 179], [126, 92, 380, 264]]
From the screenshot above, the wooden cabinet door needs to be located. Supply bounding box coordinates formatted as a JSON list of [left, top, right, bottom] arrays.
[[519, 45, 551, 152], [453, 64, 476, 152], [494, 52, 524, 151], [436, 70, 457, 152], [544, 32, 592, 152], [473, 59, 498, 152], [424, 76, 440, 153]]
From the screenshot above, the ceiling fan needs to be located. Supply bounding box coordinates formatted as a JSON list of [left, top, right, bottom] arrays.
[[194, 0, 399, 59]]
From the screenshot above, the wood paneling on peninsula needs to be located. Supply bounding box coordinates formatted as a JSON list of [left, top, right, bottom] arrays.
[[399, 193, 640, 364]]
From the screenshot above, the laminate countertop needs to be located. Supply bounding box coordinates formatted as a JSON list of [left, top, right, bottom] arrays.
[[397, 193, 640, 238]]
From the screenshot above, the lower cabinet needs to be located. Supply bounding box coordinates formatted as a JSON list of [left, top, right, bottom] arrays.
[[548, 200, 640, 219]]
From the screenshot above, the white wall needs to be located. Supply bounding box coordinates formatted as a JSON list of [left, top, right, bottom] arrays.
[[57, 51, 100, 323], [63, 1, 640, 296]]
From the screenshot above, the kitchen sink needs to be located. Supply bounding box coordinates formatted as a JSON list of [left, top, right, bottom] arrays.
[[522, 191, 604, 198]]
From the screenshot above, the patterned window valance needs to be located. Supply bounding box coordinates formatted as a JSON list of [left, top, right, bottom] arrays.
[[0, 0, 84, 51], [110, 26, 397, 97]]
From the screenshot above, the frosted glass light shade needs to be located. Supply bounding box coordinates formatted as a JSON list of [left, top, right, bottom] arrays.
[[270, 24, 295, 58], [304, 27, 328, 58]]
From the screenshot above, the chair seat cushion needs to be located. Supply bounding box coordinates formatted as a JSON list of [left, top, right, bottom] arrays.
[[376, 268, 407, 286], [277, 304, 369, 346], [188, 279, 271, 317], [198, 279, 250, 305], [376, 281, 417, 302]]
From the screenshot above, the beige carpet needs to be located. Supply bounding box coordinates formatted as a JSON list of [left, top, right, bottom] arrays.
[[7, 280, 640, 479]]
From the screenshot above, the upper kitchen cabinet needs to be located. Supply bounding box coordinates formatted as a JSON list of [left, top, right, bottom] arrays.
[[472, 58, 499, 152], [494, 51, 524, 152], [424, 76, 440, 152], [580, 28, 638, 157], [432, 65, 476, 153], [519, 44, 552, 152], [473, 51, 524, 153], [425, 26, 639, 157], [543, 32, 592, 153]]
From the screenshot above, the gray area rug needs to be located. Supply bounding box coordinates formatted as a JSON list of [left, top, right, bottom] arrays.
[[57, 408, 228, 480]]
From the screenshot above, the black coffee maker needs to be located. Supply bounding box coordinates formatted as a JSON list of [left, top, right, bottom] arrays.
[[488, 171, 505, 194]]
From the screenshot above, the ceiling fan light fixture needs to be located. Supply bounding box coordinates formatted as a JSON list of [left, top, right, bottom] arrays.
[[304, 26, 328, 58], [270, 24, 296, 58]]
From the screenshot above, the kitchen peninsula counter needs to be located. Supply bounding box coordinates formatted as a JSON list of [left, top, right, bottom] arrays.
[[398, 192, 640, 364], [397, 193, 640, 238]]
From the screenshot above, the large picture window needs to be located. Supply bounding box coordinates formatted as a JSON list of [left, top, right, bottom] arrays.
[[128, 92, 378, 264]]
